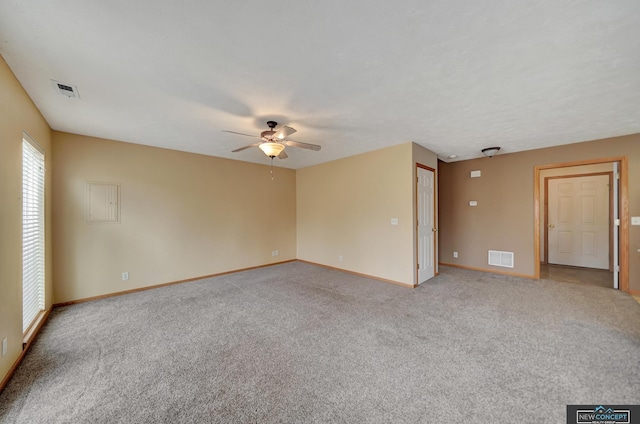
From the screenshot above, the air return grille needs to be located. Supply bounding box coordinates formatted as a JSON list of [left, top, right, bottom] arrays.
[[488, 250, 514, 268], [51, 80, 80, 98]]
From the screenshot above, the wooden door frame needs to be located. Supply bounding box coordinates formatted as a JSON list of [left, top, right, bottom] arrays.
[[543, 172, 613, 271], [416, 163, 437, 286], [534, 157, 629, 292]]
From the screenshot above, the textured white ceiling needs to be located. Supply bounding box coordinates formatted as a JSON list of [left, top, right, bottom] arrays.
[[1, 0, 639, 168]]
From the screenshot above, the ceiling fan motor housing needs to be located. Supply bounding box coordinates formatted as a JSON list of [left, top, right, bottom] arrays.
[[261, 121, 279, 141], [260, 130, 277, 141]]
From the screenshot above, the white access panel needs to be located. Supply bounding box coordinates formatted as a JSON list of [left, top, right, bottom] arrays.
[[86, 182, 120, 223]]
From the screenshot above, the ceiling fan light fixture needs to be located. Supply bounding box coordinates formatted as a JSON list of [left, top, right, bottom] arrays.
[[226, 121, 320, 159], [259, 142, 285, 158], [481, 147, 501, 157]]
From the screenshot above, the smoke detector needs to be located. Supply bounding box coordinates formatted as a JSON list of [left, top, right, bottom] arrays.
[[51, 80, 80, 99]]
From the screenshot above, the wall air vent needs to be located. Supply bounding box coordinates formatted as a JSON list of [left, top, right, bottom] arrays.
[[488, 250, 514, 268], [51, 80, 80, 99]]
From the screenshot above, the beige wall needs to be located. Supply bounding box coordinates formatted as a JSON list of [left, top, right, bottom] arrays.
[[0, 56, 53, 380], [439, 134, 640, 292], [297, 142, 438, 286], [52, 132, 296, 303]]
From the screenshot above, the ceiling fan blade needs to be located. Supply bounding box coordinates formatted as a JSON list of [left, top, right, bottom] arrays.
[[284, 140, 321, 151], [232, 142, 261, 152], [277, 150, 288, 159], [223, 130, 259, 138], [274, 126, 296, 140]]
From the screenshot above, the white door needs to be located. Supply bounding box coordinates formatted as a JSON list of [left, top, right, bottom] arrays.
[[417, 167, 435, 284], [547, 174, 609, 269]]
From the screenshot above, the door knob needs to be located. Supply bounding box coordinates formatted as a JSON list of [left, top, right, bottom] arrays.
[[432, 228, 437, 232], [549, 224, 555, 229]]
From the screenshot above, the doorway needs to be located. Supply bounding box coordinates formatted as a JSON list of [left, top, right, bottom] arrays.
[[539, 264, 611, 288], [534, 158, 629, 292]]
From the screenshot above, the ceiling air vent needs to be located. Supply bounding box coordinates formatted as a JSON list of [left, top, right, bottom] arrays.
[[51, 80, 80, 99]]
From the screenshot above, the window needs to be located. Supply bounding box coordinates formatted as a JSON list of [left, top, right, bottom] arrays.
[[22, 134, 45, 333]]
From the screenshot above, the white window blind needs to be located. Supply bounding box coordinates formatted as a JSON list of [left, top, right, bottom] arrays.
[[23, 136, 45, 333]]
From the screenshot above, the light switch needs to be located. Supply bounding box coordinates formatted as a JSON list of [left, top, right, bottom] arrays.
[[470, 170, 481, 178], [631, 217, 640, 225], [391, 218, 398, 225], [469, 201, 478, 207]]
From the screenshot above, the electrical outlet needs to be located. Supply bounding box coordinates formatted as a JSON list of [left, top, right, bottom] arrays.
[[122, 272, 129, 281], [453, 251, 458, 258], [339, 255, 343, 262], [272, 250, 279, 257], [2, 337, 7, 356], [391, 218, 398, 225]]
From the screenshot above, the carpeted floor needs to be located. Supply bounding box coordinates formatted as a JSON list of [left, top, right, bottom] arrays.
[[1, 262, 639, 423]]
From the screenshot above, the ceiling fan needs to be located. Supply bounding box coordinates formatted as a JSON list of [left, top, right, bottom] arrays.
[[224, 121, 321, 159]]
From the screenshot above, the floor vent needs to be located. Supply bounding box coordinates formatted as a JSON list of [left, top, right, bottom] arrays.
[[488, 250, 514, 268], [51, 80, 80, 98]]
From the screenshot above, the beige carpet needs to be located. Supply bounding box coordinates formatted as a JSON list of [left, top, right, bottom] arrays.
[[1, 262, 639, 423]]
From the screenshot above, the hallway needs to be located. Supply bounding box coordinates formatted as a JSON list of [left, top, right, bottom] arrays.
[[540, 264, 612, 289]]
